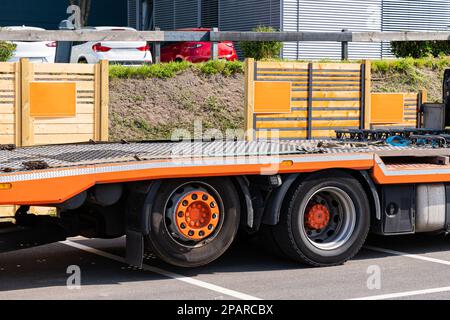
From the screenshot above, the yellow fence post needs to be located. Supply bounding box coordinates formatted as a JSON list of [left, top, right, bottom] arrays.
[[100, 60, 109, 141], [363, 60, 372, 129], [94, 60, 109, 141], [420, 89, 428, 104], [244, 58, 255, 141], [14, 61, 21, 147], [94, 62, 101, 141], [20, 58, 34, 146]]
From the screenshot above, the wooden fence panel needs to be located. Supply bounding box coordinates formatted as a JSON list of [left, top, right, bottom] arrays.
[[23, 60, 108, 146], [0, 59, 109, 217], [0, 62, 18, 145], [0, 62, 19, 218], [371, 92, 423, 129], [245, 59, 424, 139], [246, 59, 367, 140]]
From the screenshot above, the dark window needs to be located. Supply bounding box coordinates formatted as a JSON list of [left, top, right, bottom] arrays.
[[73, 41, 88, 46]]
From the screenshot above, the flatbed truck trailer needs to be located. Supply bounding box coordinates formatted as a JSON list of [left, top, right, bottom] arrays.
[[1, 135, 450, 268], [0, 70, 449, 269]]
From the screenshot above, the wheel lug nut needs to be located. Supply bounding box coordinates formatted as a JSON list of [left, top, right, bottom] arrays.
[[177, 211, 183, 217], [208, 224, 213, 230], [180, 223, 186, 229], [188, 230, 194, 236], [210, 202, 216, 208], [212, 214, 217, 219], [199, 231, 205, 237], [191, 194, 198, 200], [182, 200, 188, 206], [202, 195, 208, 201]]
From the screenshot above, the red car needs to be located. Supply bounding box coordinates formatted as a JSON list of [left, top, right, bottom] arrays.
[[160, 28, 238, 63]]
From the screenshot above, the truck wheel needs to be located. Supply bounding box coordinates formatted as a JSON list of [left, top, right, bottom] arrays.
[[272, 171, 370, 266], [145, 178, 240, 267]]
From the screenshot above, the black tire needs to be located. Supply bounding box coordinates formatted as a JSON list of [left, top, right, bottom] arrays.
[[271, 171, 370, 267], [145, 177, 240, 267], [259, 225, 287, 259]]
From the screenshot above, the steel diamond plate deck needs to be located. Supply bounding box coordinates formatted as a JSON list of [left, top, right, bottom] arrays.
[[1, 139, 450, 175], [0, 140, 312, 173]]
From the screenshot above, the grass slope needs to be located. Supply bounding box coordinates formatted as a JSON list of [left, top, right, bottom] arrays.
[[109, 57, 450, 141]]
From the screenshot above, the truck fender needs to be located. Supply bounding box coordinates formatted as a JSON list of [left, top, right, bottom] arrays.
[[262, 174, 300, 226], [261, 171, 381, 227], [233, 176, 254, 228], [359, 171, 381, 220]]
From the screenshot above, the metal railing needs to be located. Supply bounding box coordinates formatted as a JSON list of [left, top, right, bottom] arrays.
[[0, 29, 449, 61]]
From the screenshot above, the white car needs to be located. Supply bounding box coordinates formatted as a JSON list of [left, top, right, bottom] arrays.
[[70, 26, 153, 65], [5, 26, 56, 63]]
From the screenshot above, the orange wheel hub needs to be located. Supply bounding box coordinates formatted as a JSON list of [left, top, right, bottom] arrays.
[[175, 191, 220, 241], [304, 204, 330, 230]]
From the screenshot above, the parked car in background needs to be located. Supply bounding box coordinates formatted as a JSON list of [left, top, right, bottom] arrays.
[[70, 26, 152, 65], [5, 26, 56, 63], [160, 28, 238, 63]]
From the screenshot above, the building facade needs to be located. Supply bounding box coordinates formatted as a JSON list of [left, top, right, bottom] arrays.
[[128, 0, 450, 59], [0, 0, 127, 30]]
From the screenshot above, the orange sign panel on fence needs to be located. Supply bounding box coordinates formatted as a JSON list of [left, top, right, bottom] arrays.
[[370, 93, 404, 124], [254, 81, 291, 113], [30, 82, 77, 117]]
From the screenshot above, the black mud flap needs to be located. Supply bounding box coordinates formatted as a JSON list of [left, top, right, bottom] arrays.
[[125, 229, 144, 268], [125, 180, 161, 267]]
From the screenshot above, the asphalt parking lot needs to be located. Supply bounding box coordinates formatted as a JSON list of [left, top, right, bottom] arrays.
[[2, 233, 450, 300]]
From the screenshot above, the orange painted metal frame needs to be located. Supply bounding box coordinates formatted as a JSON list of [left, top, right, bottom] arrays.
[[0, 155, 373, 206], [5, 153, 450, 206], [372, 160, 450, 185]]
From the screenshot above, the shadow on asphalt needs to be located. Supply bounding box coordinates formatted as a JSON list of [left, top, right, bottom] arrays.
[[1, 232, 450, 292], [145, 232, 450, 274]]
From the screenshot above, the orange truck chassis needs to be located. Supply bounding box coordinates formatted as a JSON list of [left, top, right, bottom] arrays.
[[2, 139, 450, 267]]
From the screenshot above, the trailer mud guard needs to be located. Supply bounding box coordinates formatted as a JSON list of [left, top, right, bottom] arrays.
[[262, 174, 300, 225], [233, 176, 254, 228], [360, 171, 381, 220]]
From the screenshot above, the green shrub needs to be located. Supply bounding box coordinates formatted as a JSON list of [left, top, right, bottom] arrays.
[[223, 60, 244, 75], [109, 61, 191, 79], [391, 41, 450, 58], [371, 60, 391, 73], [240, 25, 283, 60], [0, 41, 16, 62], [110, 60, 244, 79], [372, 56, 450, 74], [198, 60, 225, 75], [197, 60, 244, 76]]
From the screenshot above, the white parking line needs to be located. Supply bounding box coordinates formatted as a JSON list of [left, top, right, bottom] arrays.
[[350, 286, 450, 300], [353, 245, 450, 300], [61, 240, 261, 301], [364, 245, 450, 266]]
